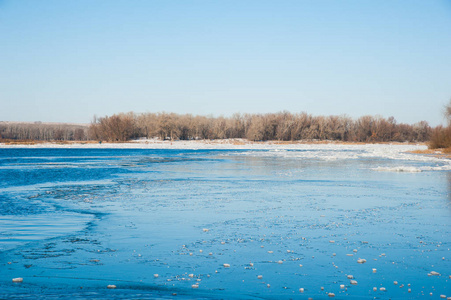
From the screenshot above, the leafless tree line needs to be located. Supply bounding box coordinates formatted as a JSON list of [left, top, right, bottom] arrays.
[[0, 112, 432, 143], [88, 112, 431, 143], [0, 122, 88, 141]]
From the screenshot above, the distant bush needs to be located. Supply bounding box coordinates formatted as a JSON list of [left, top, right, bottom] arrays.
[[0, 122, 89, 141], [428, 99, 451, 150], [429, 126, 451, 149]]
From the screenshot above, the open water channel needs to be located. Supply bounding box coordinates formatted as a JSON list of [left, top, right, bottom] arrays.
[[0, 145, 450, 299]]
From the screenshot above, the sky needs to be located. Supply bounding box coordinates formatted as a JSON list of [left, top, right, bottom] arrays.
[[0, 0, 450, 126]]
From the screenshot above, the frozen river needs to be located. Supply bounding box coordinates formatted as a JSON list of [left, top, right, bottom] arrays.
[[0, 144, 450, 299]]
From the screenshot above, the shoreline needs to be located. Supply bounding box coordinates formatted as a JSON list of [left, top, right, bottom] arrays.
[[0, 139, 428, 150]]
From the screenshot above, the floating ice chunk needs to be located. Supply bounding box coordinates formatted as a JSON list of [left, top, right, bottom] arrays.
[[249, 263, 254, 267], [380, 287, 386, 291], [328, 292, 335, 297], [267, 284, 270, 288], [107, 285, 116, 289], [191, 284, 199, 289], [267, 251, 274, 254], [373, 287, 377, 291], [202, 228, 209, 232], [350, 280, 358, 285], [223, 263, 230, 268], [373, 166, 421, 173], [188, 274, 194, 278], [12, 278, 23, 283], [347, 275, 354, 279], [277, 260, 283, 264], [408, 288, 411, 293], [372, 268, 377, 273], [357, 258, 366, 264], [299, 288, 304, 293], [439, 295, 446, 299], [329, 240, 335, 243], [429, 271, 440, 276], [340, 284, 345, 289], [257, 275, 263, 279], [394, 281, 398, 285], [154, 274, 159, 278], [299, 264, 303, 267]]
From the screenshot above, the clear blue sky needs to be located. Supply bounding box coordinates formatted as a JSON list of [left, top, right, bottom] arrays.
[[1, 0, 450, 126]]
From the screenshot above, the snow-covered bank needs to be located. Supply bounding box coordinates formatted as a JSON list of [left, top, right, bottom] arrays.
[[0, 138, 427, 150]]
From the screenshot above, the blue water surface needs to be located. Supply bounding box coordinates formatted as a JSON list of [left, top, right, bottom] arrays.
[[0, 148, 450, 299]]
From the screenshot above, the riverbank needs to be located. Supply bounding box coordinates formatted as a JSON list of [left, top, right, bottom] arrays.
[[0, 138, 428, 150]]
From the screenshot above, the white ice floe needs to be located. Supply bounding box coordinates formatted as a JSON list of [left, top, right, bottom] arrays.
[[12, 278, 23, 283], [3, 140, 448, 172], [373, 166, 422, 173]]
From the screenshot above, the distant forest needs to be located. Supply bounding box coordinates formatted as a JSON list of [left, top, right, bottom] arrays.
[[0, 112, 432, 143]]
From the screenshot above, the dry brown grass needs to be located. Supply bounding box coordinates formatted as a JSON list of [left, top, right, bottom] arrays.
[[0, 139, 100, 145], [0, 139, 43, 145], [410, 148, 451, 159]]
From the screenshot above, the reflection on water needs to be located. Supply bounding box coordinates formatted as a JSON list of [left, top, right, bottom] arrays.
[[0, 147, 450, 299]]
